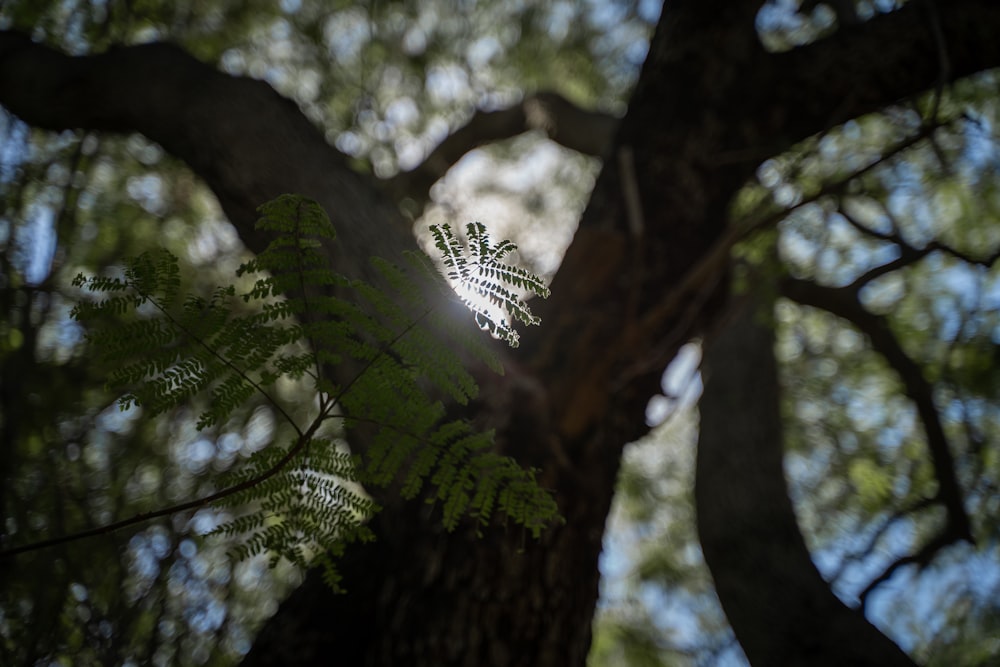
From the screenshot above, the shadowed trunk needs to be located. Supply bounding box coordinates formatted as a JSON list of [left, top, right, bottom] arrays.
[[696, 294, 917, 666]]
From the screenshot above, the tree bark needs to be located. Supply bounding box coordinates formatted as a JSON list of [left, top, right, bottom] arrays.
[[2, 1, 999, 664]]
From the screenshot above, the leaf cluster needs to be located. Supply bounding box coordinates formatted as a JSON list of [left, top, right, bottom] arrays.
[[70, 194, 559, 582], [431, 221, 550, 347]]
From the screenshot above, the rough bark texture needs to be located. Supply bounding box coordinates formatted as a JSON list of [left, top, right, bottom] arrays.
[[696, 295, 917, 666], [2, 0, 1000, 664]]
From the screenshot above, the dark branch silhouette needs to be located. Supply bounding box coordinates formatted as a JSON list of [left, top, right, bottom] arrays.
[[386, 91, 619, 207], [783, 277, 976, 602]]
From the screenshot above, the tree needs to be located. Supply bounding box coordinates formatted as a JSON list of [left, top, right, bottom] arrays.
[[2, 1, 1000, 665]]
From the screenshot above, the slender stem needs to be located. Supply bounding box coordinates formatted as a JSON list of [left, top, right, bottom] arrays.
[[291, 199, 329, 419], [142, 286, 304, 438], [1, 285, 432, 559], [2, 263, 317, 558], [0, 417, 324, 558], [331, 306, 433, 404]]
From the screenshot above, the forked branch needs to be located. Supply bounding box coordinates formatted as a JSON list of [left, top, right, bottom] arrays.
[[385, 91, 618, 206]]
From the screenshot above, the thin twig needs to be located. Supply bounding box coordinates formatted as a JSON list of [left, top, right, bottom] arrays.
[[0, 421, 322, 559]]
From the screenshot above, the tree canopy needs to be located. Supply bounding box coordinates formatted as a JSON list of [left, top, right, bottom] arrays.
[[2, 1, 1000, 666]]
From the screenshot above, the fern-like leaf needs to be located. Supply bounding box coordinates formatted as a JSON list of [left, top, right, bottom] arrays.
[[70, 194, 560, 587], [429, 222, 549, 347]]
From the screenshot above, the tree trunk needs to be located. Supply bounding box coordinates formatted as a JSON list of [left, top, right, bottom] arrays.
[[2, 1, 999, 664], [696, 293, 917, 666]]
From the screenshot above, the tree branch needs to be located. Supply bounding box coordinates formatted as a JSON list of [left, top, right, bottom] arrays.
[[828, 495, 935, 587], [385, 91, 618, 207], [0, 29, 415, 277], [759, 0, 1000, 149], [696, 294, 917, 666], [782, 278, 975, 566], [857, 525, 965, 609], [840, 217, 1000, 293], [628, 120, 943, 370]]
